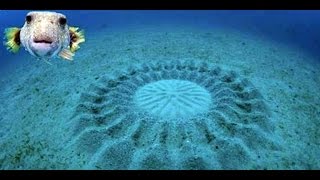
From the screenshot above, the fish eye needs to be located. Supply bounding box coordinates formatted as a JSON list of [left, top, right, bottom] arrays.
[[26, 15, 32, 23], [59, 17, 67, 26]]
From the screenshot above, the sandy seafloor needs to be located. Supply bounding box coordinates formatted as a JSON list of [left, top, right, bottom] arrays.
[[0, 25, 319, 169]]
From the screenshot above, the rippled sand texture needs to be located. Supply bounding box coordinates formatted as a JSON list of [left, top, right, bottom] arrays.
[[0, 26, 319, 169], [70, 60, 280, 169]]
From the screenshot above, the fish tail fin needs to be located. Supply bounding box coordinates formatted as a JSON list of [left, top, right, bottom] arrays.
[[4, 27, 21, 53], [69, 26, 85, 53]]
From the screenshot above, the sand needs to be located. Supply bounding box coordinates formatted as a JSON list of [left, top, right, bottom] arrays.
[[0, 25, 319, 169]]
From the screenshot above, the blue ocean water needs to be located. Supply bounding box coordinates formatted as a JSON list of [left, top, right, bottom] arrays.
[[0, 10, 320, 170], [1, 10, 320, 62], [1, 10, 320, 78]]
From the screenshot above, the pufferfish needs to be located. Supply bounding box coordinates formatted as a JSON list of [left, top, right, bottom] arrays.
[[3, 11, 85, 64]]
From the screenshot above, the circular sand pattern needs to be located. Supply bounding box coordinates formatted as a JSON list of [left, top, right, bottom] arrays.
[[134, 80, 212, 119], [70, 60, 280, 169]]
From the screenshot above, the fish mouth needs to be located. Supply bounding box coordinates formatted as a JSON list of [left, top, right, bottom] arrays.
[[33, 39, 53, 44], [30, 38, 58, 57]]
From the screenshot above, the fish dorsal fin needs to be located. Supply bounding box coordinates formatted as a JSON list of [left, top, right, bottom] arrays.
[[4, 27, 21, 53], [69, 26, 85, 53]]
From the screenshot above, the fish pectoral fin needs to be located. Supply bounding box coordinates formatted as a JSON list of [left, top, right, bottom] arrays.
[[4, 27, 21, 53], [69, 26, 85, 53], [59, 48, 75, 61]]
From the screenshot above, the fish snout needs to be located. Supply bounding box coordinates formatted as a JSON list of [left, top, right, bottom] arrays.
[[31, 23, 59, 45], [33, 34, 54, 44], [29, 32, 60, 57]]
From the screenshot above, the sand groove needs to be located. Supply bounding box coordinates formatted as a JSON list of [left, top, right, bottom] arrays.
[[71, 60, 280, 169]]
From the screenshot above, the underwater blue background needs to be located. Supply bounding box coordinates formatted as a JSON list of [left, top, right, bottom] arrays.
[[0, 10, 320, 170], [1, 10, 320, 66]]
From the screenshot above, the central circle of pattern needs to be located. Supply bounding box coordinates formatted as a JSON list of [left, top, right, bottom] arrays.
[[134, 79, 212, 119]]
